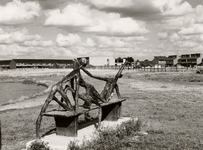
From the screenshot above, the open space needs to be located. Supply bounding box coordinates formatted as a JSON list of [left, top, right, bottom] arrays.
[[0, 69, 203, 149]]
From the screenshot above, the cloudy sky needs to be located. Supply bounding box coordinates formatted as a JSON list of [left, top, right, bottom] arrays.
[[0, 0, 203, 60]]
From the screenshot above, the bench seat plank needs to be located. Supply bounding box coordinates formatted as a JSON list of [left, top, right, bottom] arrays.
[[42, 98, 126, 118], [42, 111, 82, 117]]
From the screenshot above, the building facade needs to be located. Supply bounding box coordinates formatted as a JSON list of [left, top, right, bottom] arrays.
[[135, 53, 203, 68], [0, 60, 11, 69], [165, 55, 178, 66], [0, 59, 73, 69], [178, 53, 203, 67], [152, 56, 167, 68]]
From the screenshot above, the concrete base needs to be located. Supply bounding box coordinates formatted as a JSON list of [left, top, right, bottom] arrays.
[[26, 117, 137, 150]]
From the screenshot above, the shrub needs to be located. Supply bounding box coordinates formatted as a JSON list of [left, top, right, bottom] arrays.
[[196, 68, 203, 74], [68, 118, 141, 150], [29, 139, 52, 150], [68, 141, 81, 150]]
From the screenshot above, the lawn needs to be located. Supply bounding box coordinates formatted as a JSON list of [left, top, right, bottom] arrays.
[[0, 70, 203, 150]]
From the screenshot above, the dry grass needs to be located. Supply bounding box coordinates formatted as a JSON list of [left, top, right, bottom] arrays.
[[0, 70, 203, 149]]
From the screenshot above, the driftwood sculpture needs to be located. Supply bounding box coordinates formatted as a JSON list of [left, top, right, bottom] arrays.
[[81, 61, 127, 101], [36, 65, 82, 137], [36, 59, 127, 138], [74, 60, 107, 108]]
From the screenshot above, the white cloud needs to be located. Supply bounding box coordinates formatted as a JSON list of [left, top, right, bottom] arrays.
[[0, 43, 76, 59], [44, 3, 92, 26], [95, 36, 129, 48], [11, 28, 41, 43], [23, 40, 54, 47], [86, 0, 162, 15], [158, 32, 168, 40], [195, 44, 203, 51], [122, 36, 148, 41], [84, 17, 149, 36], [194, 5, 203, 23], [84, 38, 97, 47], [86, 0, 133, 9], [199, 34, 203, 42], [0, 28, 41, 44], [44, 3, 149, 36], [0, 44, 35, 59], [0, 0, 41, 24], [56, 34, 82, 47], [169, 33, 180, 43], [54, 34, 148, 58], [88, 0, 193, 17], [156, 16, 185, 31], [179, 34, 203, 42], [158, 43, 165, 49], [0, 33, 12, 44], [0, 28, 4, 34], [83, 36, 146, 48], [178, 24, 203, 35], [164, 1, 193, 16], [154, 0, 193, 16], [174, 41, 199, 48]]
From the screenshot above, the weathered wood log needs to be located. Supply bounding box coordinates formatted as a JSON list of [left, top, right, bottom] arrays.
[[81, 61, 127, 101], [36, 65, 82, 138], [74, 59, 107, 108], [36, 90, 56, 138]]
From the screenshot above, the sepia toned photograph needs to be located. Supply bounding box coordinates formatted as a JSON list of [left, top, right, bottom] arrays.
[[0, 0, 203, 150]]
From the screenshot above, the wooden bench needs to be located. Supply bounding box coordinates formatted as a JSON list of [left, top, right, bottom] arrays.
[[42, 99, 126, 137]]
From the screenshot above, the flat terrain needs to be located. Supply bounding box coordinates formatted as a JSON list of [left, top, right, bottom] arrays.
[[0, 69, 203, 149]]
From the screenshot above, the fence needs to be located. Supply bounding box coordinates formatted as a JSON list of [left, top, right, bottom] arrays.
[[89, 65, 202, 72], [133, 66, 201, 72]]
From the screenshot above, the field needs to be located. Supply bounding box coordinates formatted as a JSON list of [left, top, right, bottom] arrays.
[[0, 69, 203, 150]]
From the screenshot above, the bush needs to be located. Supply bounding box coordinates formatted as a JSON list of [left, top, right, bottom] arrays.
[[68, 118, 141, 150], [196, 68, 203, 74], [29, 139, 52, 150]]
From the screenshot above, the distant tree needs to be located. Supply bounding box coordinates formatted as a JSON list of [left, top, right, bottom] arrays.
[[126, 57, 134, 63], [124, 57, 134, 69], [115, 57, 123, 63]]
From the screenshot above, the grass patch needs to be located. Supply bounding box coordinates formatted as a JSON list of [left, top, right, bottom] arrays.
[[1, 71, 203, 149]]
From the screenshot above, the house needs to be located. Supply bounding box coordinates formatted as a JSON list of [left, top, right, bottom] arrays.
[[178, 53, 203, 67], [135, 56, 168, 69], [152, 56, 167, 68], [165, 55, 178, 66], [135, 59, 154, 68]]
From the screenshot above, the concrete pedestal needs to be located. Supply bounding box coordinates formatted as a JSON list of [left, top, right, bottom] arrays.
[[25, 117, 137, 150]]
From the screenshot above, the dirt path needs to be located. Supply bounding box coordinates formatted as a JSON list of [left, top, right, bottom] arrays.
[[0, 94, 48, 112]]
